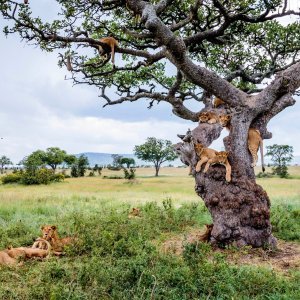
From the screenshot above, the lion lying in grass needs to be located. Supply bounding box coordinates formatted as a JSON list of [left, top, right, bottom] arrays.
[[35, 225, 75, 253], [0, 238, 51, 266]]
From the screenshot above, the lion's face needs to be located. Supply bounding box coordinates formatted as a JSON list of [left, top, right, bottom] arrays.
[[41, 225, 57, 241], [194, 143, 204, 155], [215, 151, 229, 163], [198, 112, 209, 123], [219, 115, 231, 127]]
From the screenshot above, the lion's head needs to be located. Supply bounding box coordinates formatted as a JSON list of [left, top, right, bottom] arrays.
[[41, 225, 57, 241], [215, 151, 229, 164], [198, 112, 210, 123], [219, 115, 231, 127]]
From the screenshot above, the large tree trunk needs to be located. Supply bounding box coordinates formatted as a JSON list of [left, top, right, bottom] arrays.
[[195, 167, 276, 248], [176, 119, 277, 248]]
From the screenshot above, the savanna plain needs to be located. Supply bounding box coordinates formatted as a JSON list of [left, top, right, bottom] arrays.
[[0, 167, 299, 299]]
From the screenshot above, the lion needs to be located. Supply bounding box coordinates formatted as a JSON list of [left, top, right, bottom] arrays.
[[38, 225, 74, 252], [198, 111, 219, 124], [198, 224, 214, 242], [0, 251, 18, 266], [213, 97, 225, 108], [128, 207, 141, 218], [194, 143, 218, 172], [203, 151, 232, 182], [219, 115, 265, 172]]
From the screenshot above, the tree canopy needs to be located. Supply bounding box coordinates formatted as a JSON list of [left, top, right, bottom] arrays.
[[266, 144, 293, 177], [0, 155, 12, 173], [134, 137, 177, 176]]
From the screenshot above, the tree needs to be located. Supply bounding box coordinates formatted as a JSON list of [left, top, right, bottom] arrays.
[[2, 0, 300, 247], [119, 158, 135, 169], [111, 154, 123, 167], [134, 138, 177, 176], [266, 144, 293, 178], [43, 147, 67, 173], [0, 155, 12, 174], [70, 154, 89, 177], [21, 150, 46, 174]]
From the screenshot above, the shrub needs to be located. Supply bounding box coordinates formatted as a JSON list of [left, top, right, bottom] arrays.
[[1, 172, 22, 184], [256, 172, 273, 178], [123, 167, 136, 180]]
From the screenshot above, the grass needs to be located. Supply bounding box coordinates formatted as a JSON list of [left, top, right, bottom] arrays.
[[0, 167, 299, 299]]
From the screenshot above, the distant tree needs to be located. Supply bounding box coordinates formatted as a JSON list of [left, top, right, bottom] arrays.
[[0, 155, 12, 174], [64, 154, 77, 167], [111, 154, 123, 167], [266, 144, 293, 178], [93, 164, 103, 175], [134, 138, 177, 176], [43, 147, 67, 173], [70, 155, 89, 177], [119, 158, 135, 168], [21, 150, 46, 173]]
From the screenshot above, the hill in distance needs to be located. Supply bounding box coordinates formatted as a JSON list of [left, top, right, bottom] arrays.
[[75, 152, 183, 167]]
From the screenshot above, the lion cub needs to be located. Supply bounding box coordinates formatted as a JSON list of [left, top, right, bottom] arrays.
[[194, 143, 218, 172], [203, 151, 232, 182], [198, 111, 219, 124], [219, 115, 265, 171]]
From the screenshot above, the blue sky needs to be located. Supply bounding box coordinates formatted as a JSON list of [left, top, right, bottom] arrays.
[[0, 2, 299, 163]]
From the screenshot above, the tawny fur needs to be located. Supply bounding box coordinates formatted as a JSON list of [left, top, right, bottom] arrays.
[[98, 37, 118, 66], [39, 225, 74, 252], [219, 115, 265, 172], [198, 224, 213, 242], [203, 151, 232, 182], [0, 251, 18, 266], [198, 111, 219, 124], [194, 143, 218, 172], [128, 207, 141, 218], [213, 97, 225, 108]]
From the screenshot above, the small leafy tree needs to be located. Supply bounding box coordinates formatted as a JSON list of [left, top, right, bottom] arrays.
[[93, 164, 103, 175], [0, 155, 12, 174], [70, 155, 89, 177], [134, 138, 177, 176], [266, 144, 293, 178], [43, 147, 68, 173], [119, 158, 135, 168], [21, 150, 46, 174], [111, 154, 123, 167]]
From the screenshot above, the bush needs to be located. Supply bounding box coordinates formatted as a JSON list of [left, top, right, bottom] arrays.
[[2, 169, 66, 185], [256, 172, 273, 178], [103, 175, 123, 179], [1, 172, 22, 184], [123, 167, 136, 180]]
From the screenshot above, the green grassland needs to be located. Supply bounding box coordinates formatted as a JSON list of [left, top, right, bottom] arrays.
[[0, 167, 299, 299]]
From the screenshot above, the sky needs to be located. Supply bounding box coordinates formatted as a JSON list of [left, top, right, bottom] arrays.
[[0, 1, 299, 164]]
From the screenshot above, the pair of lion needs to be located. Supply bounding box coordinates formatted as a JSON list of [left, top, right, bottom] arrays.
[[194, 143, 232, 182], [198, 109, 265, 172], [0, 225, 73, 266]]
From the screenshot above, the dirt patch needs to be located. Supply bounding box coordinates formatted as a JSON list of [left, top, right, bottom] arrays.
[[160, 227, 300, 273]]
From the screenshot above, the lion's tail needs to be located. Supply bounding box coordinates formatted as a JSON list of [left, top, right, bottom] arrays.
[[260, 139, 265, 172]]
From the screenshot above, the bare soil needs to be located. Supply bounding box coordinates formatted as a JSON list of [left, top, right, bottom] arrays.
[[160, 227, 300, 274]]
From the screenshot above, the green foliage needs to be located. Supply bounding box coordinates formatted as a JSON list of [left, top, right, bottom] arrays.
[[1, 169, 64, 185], [70, 154, 89, 177], [134, 137, 178, 176], [266, 144, 293, 178], [0, 172, 22, 184], [0, 155, 12, 174], [0, 201, 299, 299], [271, 204, 300, 241], [119, 157, 135, 168], [123, 167, 136, 180], [256, 171, 273, 178]]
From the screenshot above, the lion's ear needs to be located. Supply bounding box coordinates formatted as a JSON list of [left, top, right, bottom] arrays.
[[41, 226, 45, 230], [51, 225, 57, 230]]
